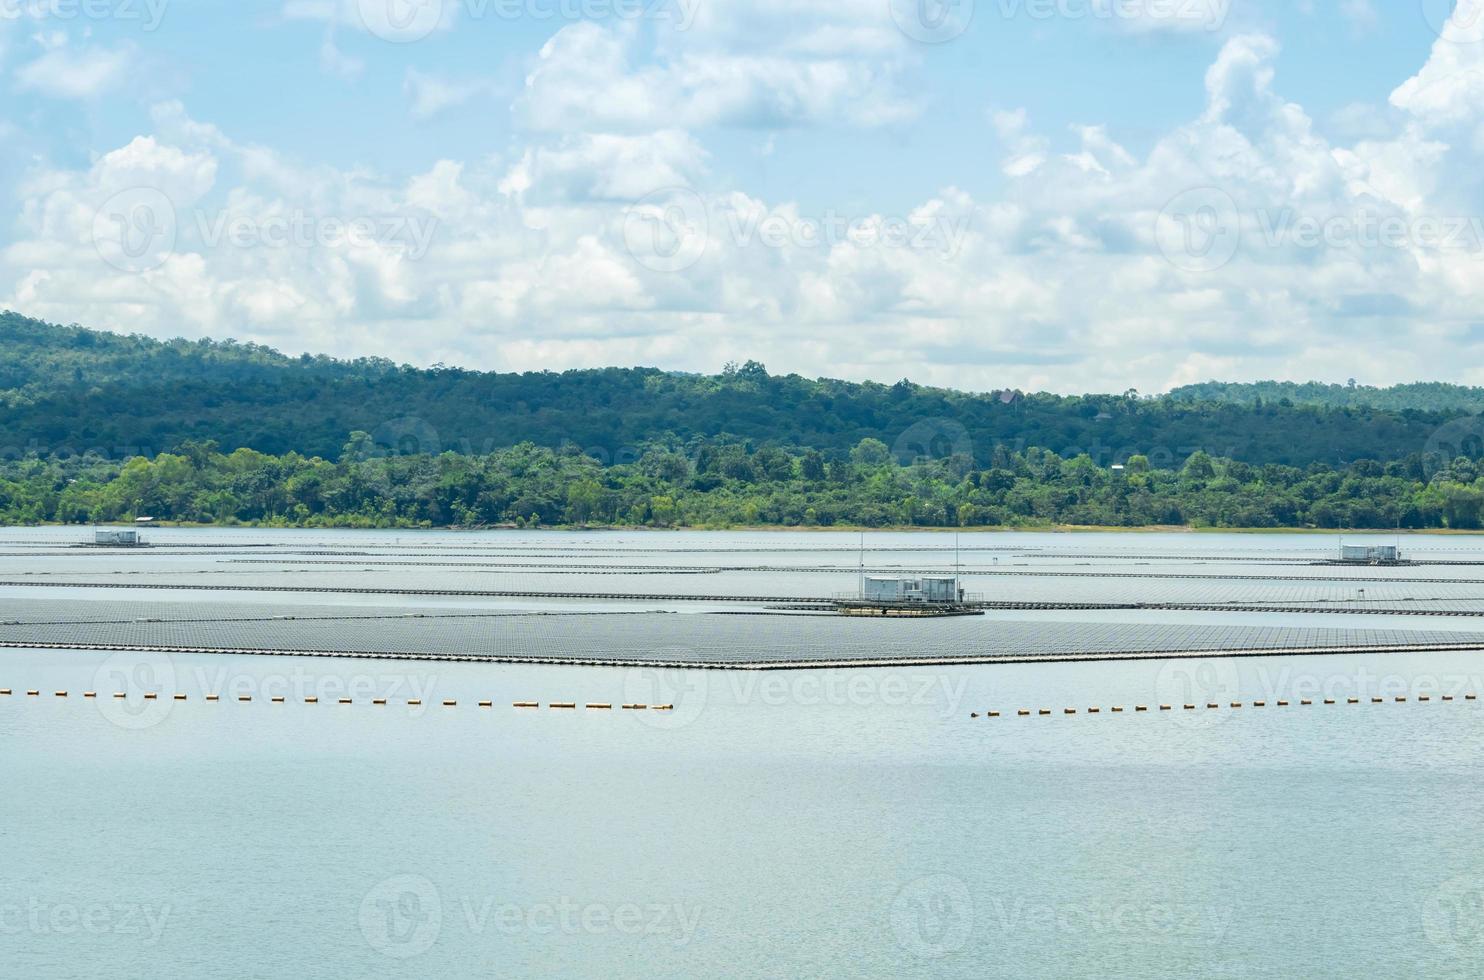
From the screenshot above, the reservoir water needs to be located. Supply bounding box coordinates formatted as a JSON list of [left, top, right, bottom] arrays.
[[3, 528, 1483, 978]]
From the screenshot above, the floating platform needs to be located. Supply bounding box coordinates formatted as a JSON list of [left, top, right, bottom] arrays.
[[2, 596, 1484, 669]]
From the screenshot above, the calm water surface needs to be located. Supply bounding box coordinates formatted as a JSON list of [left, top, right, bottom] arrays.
[[3, 529, 1484, 978]]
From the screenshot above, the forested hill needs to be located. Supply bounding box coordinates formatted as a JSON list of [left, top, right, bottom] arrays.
[[0, 311, 1476, 468], [1166, 380, 1484, 413]]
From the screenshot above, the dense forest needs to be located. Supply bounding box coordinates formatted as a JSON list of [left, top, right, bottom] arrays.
[[4, 312, 1482, 469], [5, 312, 1484, 530], [3, 435, 1484, 531]]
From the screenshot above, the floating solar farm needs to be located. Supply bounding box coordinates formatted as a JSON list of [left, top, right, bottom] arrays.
[[5, 530, 1484, 668]]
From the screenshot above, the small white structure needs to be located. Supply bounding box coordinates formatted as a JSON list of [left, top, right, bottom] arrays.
[[863, 575, 962, 603], [1340, 544, 1400, 563], [94, 529, 142, 547]]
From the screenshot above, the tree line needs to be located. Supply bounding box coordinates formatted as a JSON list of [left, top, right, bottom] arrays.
[[3, 436, 1483, 531]]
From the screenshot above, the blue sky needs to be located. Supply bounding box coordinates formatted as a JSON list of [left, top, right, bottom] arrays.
[[2, 0, 1483, 393]]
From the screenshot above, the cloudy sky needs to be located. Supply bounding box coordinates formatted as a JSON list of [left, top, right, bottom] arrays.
[[2, 0, 1482, 393]]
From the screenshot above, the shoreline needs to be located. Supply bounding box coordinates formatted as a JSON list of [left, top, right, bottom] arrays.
[[13, 521, 1483, 537]]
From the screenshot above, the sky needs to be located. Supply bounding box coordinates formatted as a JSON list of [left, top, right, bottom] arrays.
[[1, 0, 1483, 394]]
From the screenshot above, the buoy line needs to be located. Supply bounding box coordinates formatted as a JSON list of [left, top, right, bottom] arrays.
[[972, 693, 1480, 718]]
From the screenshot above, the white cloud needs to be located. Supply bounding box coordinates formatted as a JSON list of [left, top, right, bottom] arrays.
[[14, 41, 137, 99], [404, 68, 492, 119], [517, 19, 918, 133], [5, 33, 1484, 394]]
